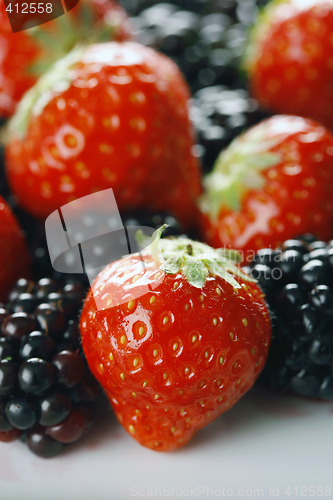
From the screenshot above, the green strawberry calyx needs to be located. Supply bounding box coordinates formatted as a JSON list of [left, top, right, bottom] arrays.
[[138, 225, 256, 290], [200, 123, 282, 220], [6, 45, 84, 140]]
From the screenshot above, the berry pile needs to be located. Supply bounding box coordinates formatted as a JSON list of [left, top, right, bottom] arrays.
[[119, 0, 270, 172], [245, 236, 333, 400], [0, 276, 101, 457], [1, 0, 333, 458]]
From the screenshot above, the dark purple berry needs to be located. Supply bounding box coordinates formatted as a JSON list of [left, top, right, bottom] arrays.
[[11, 293, 37, 314], [5, 397, 37, 430], [19, 331, 56, 360], [47, 293, 77, 318], [299, 259, 330, 288], [39, 392, 72, 427], [252, 248, 281, 267], [53, 351, 84, 388], [281, 238, 308, 254], [2, 313, 39, 341], [35, 304, 66, 338], [277, 284, 305, 318], [309, 285, 333, 314], [19, 358, 56, 395], [279, 249, 303, 277], [45, 409, 87, 443], [26, 425, 63, 458], [8, 279, 34, 303], [35, 278, 60, 298]]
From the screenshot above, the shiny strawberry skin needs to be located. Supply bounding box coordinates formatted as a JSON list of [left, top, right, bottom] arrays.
[[0, 195, 30, 302], [80, 250, 271, 451], [5, 42, 202, 229], [246, 0, 333, 129], [0, 0, 133, 118], [201, 115, 333, 261]]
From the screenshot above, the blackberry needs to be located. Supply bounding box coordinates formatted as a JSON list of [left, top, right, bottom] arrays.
[[0, 276, 101, 458], [127, 0, 270, 94], [191, 85, 268, 172], [246, 236, 333, 399], [130, 5, 243, 92]]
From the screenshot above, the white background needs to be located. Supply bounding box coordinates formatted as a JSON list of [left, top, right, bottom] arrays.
[[1, 385, 332, 500]]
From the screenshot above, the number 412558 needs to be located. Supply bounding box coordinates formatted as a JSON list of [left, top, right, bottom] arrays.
[[6, 3, 53, 14]]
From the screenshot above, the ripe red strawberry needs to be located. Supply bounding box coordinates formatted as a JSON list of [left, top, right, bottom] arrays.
[[80, 229, 271, 451], [245, 0, 333, 129], [0, 195, 30, 302], [200, 115, 333, 262], [5, 42, 202, 230], [0, 0, 133, 118]]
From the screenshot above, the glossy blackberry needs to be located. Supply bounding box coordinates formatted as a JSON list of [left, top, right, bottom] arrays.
[[131, 6, 240, 92], [126, 0, 270, 93], [246, 236, 333, 399], [0, 276, 101, 458], [191, 85, 268, 172]]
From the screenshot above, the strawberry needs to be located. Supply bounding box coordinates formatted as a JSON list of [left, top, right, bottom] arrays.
[[5, 42, 202, 230], [245, 0, 333, 129], [80, 228, 271, 451], [0, 195, 30, 302], [0, 0, 133, 118], [199, 115, 333, 262]]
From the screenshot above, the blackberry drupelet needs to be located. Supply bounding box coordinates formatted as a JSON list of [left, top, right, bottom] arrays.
[[246, 236, 333, 399], [0, 276, 101, 457]]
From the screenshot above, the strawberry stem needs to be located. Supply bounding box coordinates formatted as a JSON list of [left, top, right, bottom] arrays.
[[143, 226, 256, 290]]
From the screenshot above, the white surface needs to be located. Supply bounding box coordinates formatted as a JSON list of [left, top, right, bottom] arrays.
[[1, 386, 332, 500]]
